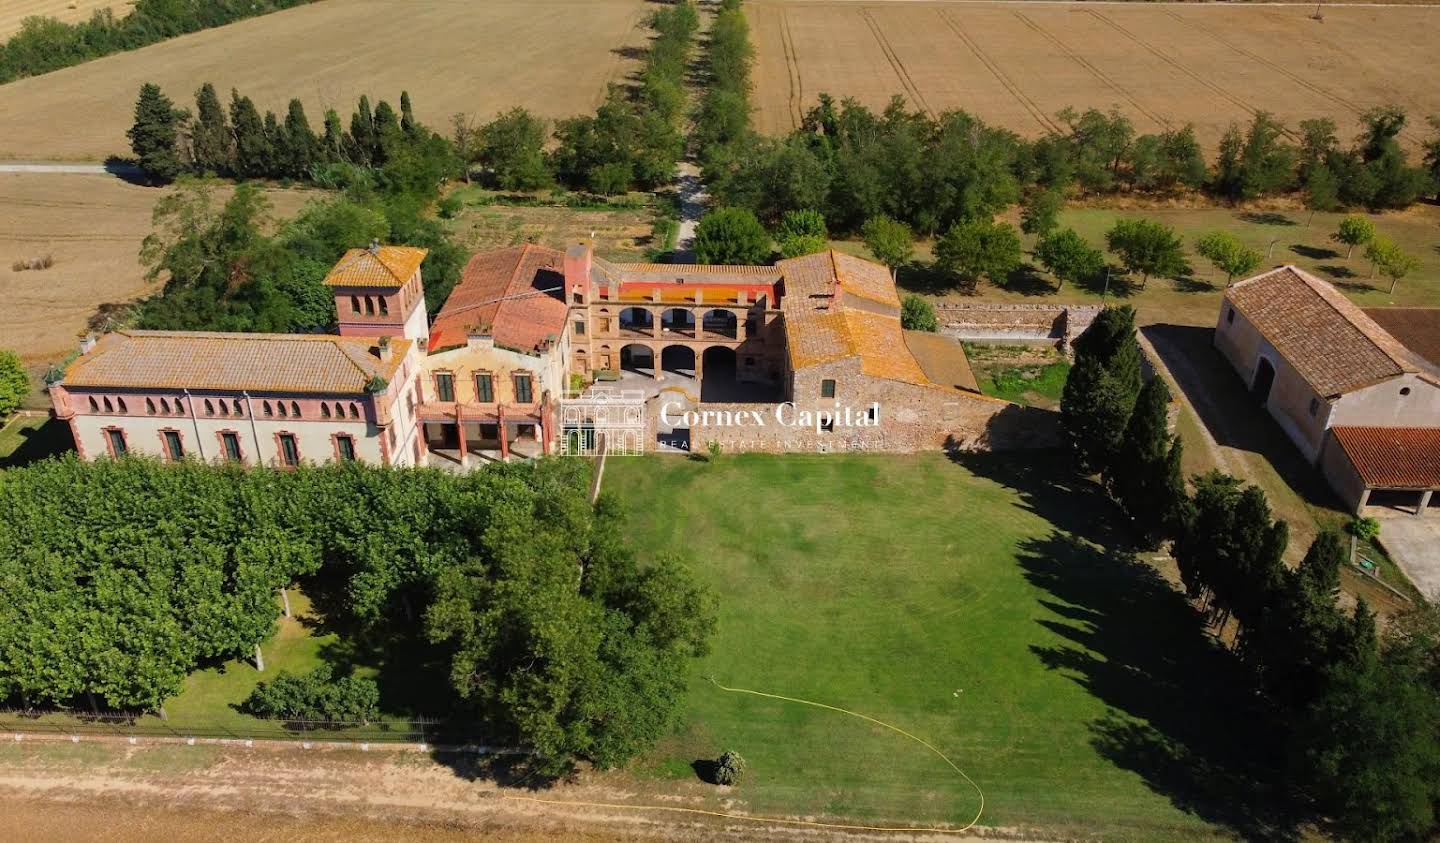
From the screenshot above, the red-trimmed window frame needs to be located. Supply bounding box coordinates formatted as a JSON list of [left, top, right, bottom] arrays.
[[433, 370, 456, 403], [157, 427, 186, 462], [217, 429, 245, 463], [474, 371, 495, 403], [512, 371, 534, 405], [274, 431, 302, 468], [331, 432, 358, 462], [101, 425, 129, 457]]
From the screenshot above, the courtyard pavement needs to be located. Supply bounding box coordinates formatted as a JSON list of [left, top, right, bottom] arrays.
[[1374, 516, 1440, 601]]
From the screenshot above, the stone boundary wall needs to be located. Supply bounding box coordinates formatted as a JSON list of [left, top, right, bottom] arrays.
[[934, 303, 1102, 354]]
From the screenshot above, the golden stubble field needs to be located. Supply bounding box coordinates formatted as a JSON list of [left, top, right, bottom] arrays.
[[749, 1, 1440, 148], [1, 174, 319, 367], [0, 1, 132, 39], [0, 0, 651, 160]]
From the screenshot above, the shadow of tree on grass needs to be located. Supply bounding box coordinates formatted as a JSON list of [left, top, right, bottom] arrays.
[[957, 454, 1309, 841]]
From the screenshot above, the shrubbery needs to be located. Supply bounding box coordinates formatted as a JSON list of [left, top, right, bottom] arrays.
[[712, 750, 746, 785], [243, 665, 380, 723]]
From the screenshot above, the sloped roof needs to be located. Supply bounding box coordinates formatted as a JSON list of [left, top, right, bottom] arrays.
[[903, 330, 980, 393], [1332, 427, 1440, 490], [1363, 308, 1440, 370], [429, 244, 569, 354], [1226, 266, 1423, 396], [323, 245, 428, 288], [776, 250, 901, 310], [62, 331, 409, 394]]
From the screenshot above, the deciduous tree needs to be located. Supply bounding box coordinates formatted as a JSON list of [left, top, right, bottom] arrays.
[[860, 215, 913, 280], [935, 218, 1022, 289], [694, 208, 770, 265], [1194, 230, 1261, 284], [1034, 228, 1104, 292], [1332, 214, 1375, 259], [900, 294, 938, 332], [1105, 217, 1186, 288]]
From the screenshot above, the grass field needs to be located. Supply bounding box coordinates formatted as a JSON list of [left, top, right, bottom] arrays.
[[444, 187, 659, 263], [1, 174, 322, 369], [0, 0, 651, 161], [963, 343, 1070, 409], [0, 0, 131, 39], [749, 1, 1440, 150], [829, 203, 1440, 329], [604, 453, 1291, 841]]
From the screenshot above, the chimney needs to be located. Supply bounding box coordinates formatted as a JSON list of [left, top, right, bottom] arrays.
[[377, 335, 392, 361], [564, 243, 592, 300], [79, 333, 97, 355], [368, 239, 381, 256]]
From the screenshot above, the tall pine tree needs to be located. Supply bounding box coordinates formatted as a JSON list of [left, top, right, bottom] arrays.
[[400, 90, 418, 137], [281, 99, 318, 179], [128, 83, 186, 183], [1061, 305, 1144, 475], [190, 82, 232, 176], [229, 90, 273, 179], [348, 95, 376, 166], [321, 108, 345, 163], [1109, 376, 1187, 547]]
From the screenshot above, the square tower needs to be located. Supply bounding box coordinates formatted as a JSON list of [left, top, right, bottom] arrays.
[[324, 243, 431, 344]]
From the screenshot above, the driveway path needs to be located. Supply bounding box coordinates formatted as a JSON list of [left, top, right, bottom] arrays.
[[1373, 516, 1440, 601], [672, 161, 705, 265], [0, 161, 141, 176]]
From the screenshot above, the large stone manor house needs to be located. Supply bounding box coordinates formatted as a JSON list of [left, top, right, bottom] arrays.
[[50, 243, 1040, 467]]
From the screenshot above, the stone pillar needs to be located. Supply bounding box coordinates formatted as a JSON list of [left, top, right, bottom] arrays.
[[694, 349, 704, 382], [1355, 487, 1371, 514], [1417, 489, 1432, 517], [653, 309, 663, 339], [498, 406, 510, 460], [455, 408, 468, 468], [652, 347, 662, 379]]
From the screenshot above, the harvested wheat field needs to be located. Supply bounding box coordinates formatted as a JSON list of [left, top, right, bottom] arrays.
[[0, 1, 133, 39], [0, 175, 318, 367], [0, 0, 650, 161], [750, 1, 1440, 148]]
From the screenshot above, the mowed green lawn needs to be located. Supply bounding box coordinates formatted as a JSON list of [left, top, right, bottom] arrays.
[[604, 453, 1287, 842]]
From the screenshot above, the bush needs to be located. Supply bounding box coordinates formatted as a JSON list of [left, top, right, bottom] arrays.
[[437, 194, 463, 219], [242, 665, 381, 723], [900, 294, 938, 332], [0, 350, 30, 417], [694, 207, 770, 265], [713, 750, 746, 785]]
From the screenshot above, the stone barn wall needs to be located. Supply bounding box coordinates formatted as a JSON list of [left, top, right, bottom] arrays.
[[934, 303, 1102, 355]]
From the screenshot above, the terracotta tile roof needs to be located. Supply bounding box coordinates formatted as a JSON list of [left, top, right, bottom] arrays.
[[323, 245, 428, 288], [1362, 308, 1440, 370], [847, 311, 929, 384], [903, 331, 980, 393], [62, 331, 409, 394], [1332, 426, 1440, 489], [611, 263, 784, 280], [776, 251, 902, 311], [1226, 266, 1421, 396], [429, 244, 569, 353]]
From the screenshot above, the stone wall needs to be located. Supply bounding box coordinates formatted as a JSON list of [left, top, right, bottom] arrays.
[[934, 302, 1102, 354], [649, 355, 1058, 455]]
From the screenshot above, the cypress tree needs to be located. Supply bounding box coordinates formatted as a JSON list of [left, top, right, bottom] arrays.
[[400, 90, 417, 137], [263, 110, 285, 178], [1061, 305, 1144, 476], [190, 82, 232, 176], [372, 99, 401, 162], [321, 108, 345, 163], [282, 99, 317, 179], [229, 90, 273, 179], [349, 95, 375, 166], [1110, 376, 1187, 547], [127, 82, 186, 183]]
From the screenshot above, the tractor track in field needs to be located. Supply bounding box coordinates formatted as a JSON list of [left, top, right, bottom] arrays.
[[861, 8, 936, 119], [937, 8, 1059, 133]]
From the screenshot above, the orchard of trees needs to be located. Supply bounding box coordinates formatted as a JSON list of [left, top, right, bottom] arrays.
[[705, 97, 1439, 236], [1061, 308, 1440, 840], [0, 456, 715, 776]]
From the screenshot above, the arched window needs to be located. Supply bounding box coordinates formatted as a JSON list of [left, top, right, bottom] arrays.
[[116, 397, 128, 413], [88, 397, 99, 412], [233, 399, 244, 416], [278, 402, 288, 418], [172, 398, 184, 415], [379, 297, 389, 316], [364, 297, 375, 316], [291, 401, 301, 418], [103, 397, 113, 413], [350, 295, 361, 314], [263, 401, 274, 417], [204, 399, 215, 416], [146, 398, 156, 415], [321, 403, 331, 418], [349, 403, 359, 419]]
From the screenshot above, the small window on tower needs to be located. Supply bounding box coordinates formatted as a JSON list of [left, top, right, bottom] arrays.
[[351, 296, 361, 315]]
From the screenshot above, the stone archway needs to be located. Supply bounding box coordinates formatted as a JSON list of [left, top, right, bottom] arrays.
[[700, 346, 738, 402], [700, 309, 737, 340], [620, 343, 655, 376], [661, 344, 696, 378], [619, 307, 653, 337], [1252, 357, 1277, 405], [661, 308, 695, 339]]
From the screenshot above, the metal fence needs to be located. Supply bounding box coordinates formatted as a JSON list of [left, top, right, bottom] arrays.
[[0, 708, 473, 746]]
